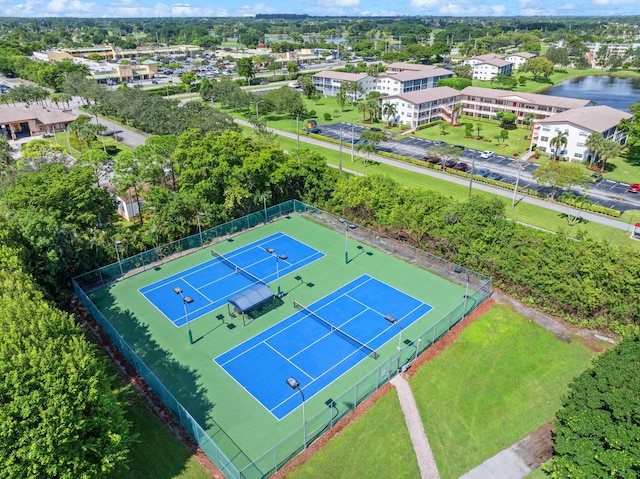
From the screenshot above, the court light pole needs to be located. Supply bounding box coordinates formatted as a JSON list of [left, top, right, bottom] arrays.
[[286, 377, 306, 449], [339, 218, 356, 264], [173, 286, 194, 345], [114, 240, 123, 276], [196, 212, 205, 246], [384, 314, 402, 372], [339, 123, 343, 175], [266, 247, 287, 297], [511, 157, 524, 209]]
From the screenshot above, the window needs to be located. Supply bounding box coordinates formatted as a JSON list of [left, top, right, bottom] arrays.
[[577, 142, 585, 147], [540, 136, 549, 142], [542, 126, 550, 132]]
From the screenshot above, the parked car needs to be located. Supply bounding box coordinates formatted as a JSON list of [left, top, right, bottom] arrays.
[[453, 162, 469, 172], [424, 156, 440, 164], [151, 80, 159, 84], [629, 183, 640, 193], [370, 127, 382, 132], [259, 80, 269, 85], [587, 173, 603, 183], [306, 127, 321, 134], [433, 140, 446, 146], [480, 151, 494, 159], [443, 159, 457, 168], [475, 168, 491, 177], [486, 172, 503, 181]]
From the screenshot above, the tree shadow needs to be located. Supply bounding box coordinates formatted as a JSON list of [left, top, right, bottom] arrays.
[[95, 290, 253, 474]]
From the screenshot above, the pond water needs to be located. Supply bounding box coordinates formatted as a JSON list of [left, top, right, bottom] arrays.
[[540, 75, 640, 111]]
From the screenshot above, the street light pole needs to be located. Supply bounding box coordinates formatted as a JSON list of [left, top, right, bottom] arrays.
[[351, 124, 355, 163], [339, 124, 343, 175], [512, 157, 524, 208], [196, 212, 205, 246], [266, 247, 287, 297], [263, 190, 272, 223], [286, 377, 306, 449], [114, 240, 123, 276], [173, 286, 194, 345], [338, 218, 355, 264]]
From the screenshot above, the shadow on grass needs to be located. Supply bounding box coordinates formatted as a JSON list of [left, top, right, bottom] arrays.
[[101, 293, 253, 473]]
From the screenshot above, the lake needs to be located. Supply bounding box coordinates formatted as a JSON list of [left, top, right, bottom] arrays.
[[540, 75, 640, 111]]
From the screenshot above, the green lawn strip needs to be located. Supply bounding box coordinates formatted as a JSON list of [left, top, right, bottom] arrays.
[[411, 304, 596, 479], [526, 468, 550, 478], [284, 390, 421, 479], [256, 130, 640, 248], [280, 304, 596, 479], [109, 385, 212, 479]]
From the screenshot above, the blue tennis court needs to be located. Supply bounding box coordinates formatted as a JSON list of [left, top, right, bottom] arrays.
[[139, 232, 324, 327], [215, 275, 433, 419]]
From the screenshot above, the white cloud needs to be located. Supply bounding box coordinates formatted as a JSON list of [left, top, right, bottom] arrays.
[[324, 0, 360, 6], [233, 3, 277, 15], [593, 0, 636, 4], [47, 0, 97, 13], [410, 0, 439, 8]]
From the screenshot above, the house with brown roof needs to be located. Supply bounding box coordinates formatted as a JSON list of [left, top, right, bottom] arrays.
[[531, 105, 632, 162], [0, 104, 77, 139], [504, 52, 537, 70]]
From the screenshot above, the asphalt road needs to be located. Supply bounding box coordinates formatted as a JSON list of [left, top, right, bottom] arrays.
[[314, 121, 640, 215], [236, 119, 637, 233]]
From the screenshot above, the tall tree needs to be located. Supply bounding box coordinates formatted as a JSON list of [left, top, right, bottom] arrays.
[[236, 57, 255, 86], [532, 161, 586, 200], [549, 130, 569, 161], [585, 133, 605, 169]]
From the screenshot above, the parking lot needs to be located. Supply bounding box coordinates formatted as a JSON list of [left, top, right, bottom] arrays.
[[314, 122, 640, 213]]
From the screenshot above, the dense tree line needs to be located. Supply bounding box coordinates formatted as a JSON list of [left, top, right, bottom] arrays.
[[548, 333, 640, 477], [328, 174, 640, 334], [0, 222, 133, 478]]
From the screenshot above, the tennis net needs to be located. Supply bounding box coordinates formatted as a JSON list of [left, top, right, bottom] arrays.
[[211, 248, 265, 286], [293, 300, 379, 359]]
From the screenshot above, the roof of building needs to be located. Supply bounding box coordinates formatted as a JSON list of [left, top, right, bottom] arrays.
[[535, 105, 632, 133], [505, 52, 537, 59], [312, 71, 368, 81], [474, 58, 512, 68], [386, 62, 447, 72], [382, 66, 452, 82], [472, 53, 504, 62], [460, 86, 592, 109], [0, 105, 77, 125], [382, 86, 461, 104]]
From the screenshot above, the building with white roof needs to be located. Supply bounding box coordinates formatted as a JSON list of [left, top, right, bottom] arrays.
[[532, 105, 632, 161]]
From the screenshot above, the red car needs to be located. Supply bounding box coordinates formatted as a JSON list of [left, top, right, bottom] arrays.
[[629, 183, 640, 193]]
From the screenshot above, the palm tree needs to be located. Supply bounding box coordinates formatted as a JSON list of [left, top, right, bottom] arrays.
[[451, 103, 464, 125], [598, 140, 622, 173], [382, 102, 397, 127], [549, 130, 569, 161], [524, 113, 536, 138], [585, 133, 605, 169], [357, 102, 368, 121]]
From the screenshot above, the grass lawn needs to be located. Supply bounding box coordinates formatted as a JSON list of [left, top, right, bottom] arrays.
[[283, 304, 597, 479], [284, 391, 420, 479], [109, 385, 212, 479]]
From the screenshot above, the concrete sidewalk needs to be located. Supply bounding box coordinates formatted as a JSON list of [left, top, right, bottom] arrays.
[[390, 375, 440, 479]]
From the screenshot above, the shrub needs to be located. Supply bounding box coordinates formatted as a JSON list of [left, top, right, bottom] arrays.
[[323, 112, 332, 121], [308, 109, 316, 117]]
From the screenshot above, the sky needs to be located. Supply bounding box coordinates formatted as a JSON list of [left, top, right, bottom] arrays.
[[2, 0, 639, 18]]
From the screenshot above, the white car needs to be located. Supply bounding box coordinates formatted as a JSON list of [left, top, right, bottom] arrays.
[[480, 151, 495, 159]]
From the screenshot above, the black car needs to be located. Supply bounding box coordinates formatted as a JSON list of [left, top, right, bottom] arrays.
[[307, 127, 321, 134], [370, 127, 382, 132]]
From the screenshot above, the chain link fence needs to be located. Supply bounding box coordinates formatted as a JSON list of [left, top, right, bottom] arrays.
[[73, 200, 491, 478]]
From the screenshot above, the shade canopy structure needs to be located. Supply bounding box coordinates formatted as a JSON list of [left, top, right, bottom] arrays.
[[227, 284, 275, 325]]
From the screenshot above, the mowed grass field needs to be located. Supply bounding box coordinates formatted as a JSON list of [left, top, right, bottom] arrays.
[[282, 304, 598, 479]]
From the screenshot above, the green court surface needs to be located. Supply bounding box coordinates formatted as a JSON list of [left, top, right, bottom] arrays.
[[88, 213, 484, 477]]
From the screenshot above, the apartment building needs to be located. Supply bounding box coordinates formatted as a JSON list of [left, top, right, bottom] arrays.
[[459, 86, 592, 124], [379, 86, 461, 129], [532, 105, 631, 161], [503, 52, 537, 70], [312, 63, 453, 98]]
